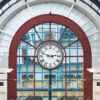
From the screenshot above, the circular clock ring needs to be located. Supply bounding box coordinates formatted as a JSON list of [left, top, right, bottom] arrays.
[[37, 41, 64, 70]]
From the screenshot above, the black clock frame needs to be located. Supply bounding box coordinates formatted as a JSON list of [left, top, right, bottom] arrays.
[[37, 40, 64, 70]]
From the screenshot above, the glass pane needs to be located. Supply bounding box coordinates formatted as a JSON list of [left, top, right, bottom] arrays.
[[17, 22, 84, 99]]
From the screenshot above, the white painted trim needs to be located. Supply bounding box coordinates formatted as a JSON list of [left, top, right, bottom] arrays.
[[67, 1, 76, 17]]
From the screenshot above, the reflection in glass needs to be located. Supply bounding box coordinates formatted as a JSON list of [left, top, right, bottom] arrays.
[[17, 23, 84, 100]]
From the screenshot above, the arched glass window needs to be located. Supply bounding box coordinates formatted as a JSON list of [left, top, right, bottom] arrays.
[[17, 23, 83, 100], [8, 14, 92, 100]]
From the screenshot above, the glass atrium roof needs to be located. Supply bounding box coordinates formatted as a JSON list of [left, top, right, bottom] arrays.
[[0, 0, 100, 16], [81, 0, 100, 15]]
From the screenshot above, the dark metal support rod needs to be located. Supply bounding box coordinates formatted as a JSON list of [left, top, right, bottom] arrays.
[[49, 22, 51, 40], [58, 27, 67, 42], [49, 70, 52, 100], [21, 39, 37, 49], [64, 39, 79, 49], [34, 27, 42, 42]]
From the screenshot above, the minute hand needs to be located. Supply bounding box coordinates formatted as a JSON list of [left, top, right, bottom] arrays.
[[41, 53, 50, 57], [52, 55, 61, 57]]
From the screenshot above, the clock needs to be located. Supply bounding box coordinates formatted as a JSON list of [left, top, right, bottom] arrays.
[[37, 41, 63, 70]]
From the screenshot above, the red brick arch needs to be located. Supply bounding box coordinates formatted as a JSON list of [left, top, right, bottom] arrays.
[[8, 14, 92, 100]]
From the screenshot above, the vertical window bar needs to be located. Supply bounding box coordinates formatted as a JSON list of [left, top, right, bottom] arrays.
[[76, 38, 79, 98], [57, 24, 59, 40], [26, 41, 28, 98], [64, 50, 67, 98], [42, 24, 44, 89], [42, 24, 44, 41], [33, 50, 36, 99]]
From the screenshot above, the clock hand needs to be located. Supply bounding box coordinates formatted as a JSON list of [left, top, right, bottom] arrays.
[[48, 55, 61, 58], [41, 52, 50, 57], [51, 55, 61, 57], [57, 55, 61, 57], [41, 53, 61, 58]]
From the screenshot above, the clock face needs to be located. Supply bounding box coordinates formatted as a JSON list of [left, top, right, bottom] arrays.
[[37, 41, 63, 70]]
